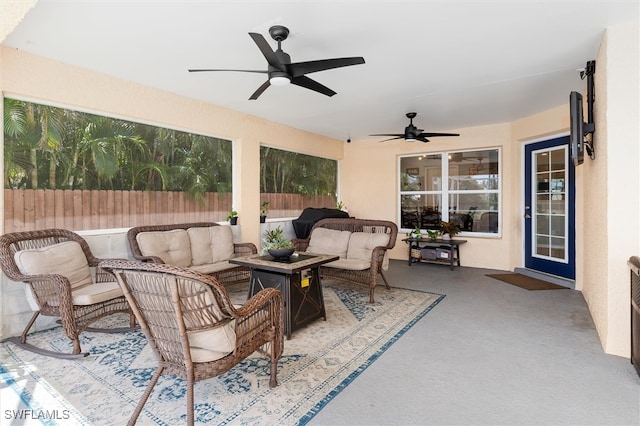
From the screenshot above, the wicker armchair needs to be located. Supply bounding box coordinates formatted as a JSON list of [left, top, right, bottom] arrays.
[[127, 222, 257, 284], [292, 218, 398, 303], [100, 260, 284, 426], [0, 229, 135, 359]]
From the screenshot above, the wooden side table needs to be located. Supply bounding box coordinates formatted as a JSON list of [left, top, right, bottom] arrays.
[[402, 238, 467, 271]]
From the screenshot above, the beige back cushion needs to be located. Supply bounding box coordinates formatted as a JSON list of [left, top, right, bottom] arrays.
[[307, 228, 352, 258], [188, 225, 235, 266], [14, 241, 93, 310], [136, 229, 192, 267], [347, 232, 391, 269], [14, 241, 93, 290]]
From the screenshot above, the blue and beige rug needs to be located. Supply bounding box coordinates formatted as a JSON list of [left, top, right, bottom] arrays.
[[0, 281, 443, 425]]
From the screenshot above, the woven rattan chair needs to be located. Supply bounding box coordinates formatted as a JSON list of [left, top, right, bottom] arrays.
[[100, 259, 284, 426], [292, 218, 398, 303], [0, 229, 135, 359]]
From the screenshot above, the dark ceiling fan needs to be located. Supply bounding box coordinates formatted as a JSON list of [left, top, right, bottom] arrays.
[[371, 112, 460, 143], [188, 25, 365, 100]]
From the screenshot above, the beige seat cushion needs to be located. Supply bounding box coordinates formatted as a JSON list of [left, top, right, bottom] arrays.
[[136, 229, 192, 267], [346, 232, 391, 270], [189, 261, 239, 275], [71, 281, 123, 305], [307, 228, 352, 258], [187, 225, 235, 266], [188, 320, 237, 362], [323, 258, 371, 271]]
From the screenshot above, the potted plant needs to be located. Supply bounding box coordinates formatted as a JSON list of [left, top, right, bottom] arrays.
[[261, 226, 294, 259], [227, 209, 238, 225], [440, 220, 460, 239], [336, 201, 348, 212], [410, 226, 422, 239], [426, 229, 440, 241], [260, 201, 269, 223]]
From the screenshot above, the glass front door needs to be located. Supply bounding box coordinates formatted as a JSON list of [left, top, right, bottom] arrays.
[[524, 136, 575, 279]]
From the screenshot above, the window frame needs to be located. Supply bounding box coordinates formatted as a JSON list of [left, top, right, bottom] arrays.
[[398, 148, 501, 237]]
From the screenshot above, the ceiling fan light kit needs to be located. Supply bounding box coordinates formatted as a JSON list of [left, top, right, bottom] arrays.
[[189, 25, 365, 100], [371, 112, 460, 143]]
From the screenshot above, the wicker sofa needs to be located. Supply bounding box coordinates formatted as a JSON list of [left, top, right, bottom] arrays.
[[292, 218, 398, 303], [127, 222, 257, 284]]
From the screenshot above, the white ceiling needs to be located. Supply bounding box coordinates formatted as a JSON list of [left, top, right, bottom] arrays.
[[3, 0, 638, 142]]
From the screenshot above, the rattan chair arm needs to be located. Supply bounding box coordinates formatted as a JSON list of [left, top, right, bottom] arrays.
[[234, 287, 283, 318], [291, 239, 310, 251], [130, 254, 165, 263], [233, 242, 258, 255]]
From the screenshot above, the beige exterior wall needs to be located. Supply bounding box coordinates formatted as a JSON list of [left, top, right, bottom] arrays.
[[0, 47, 344, 248], [582, 21, 639, 357], [343, 122, 518, 270]]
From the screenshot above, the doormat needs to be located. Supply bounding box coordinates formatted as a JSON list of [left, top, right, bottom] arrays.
[[486, 273, 569, 291]]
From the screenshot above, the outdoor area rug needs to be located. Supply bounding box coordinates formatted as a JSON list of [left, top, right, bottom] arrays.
[[486, 273, 568, 291], [0, 281, 444, 425]]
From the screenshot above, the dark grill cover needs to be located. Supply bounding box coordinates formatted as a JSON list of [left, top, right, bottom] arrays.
[[292, 208, 349, 239]]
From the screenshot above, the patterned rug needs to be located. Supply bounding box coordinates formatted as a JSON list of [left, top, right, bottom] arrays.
[[0, 281, 444, 425]]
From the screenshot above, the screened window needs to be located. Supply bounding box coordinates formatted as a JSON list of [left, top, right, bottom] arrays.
[[3, 97, 232, 232], [260, 146, 338, 218], [399, 149, 500, 234]]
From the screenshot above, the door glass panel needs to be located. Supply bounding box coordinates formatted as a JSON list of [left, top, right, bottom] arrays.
[[533, 146, 568, 262]]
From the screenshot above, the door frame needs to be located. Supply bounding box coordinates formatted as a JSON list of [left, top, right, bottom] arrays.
[[522, 133, 576, 280]]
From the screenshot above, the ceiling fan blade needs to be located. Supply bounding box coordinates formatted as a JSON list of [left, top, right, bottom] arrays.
[[418, 132, 460, 137], [290, 76, 336, 97], [377, 136, 404, 143], [417, 137, 431, 143], [188, 69, 267, 74], [249, 32, 285, 71], [289, 57, 365, 78], [370, 133, 404, 137], [249, 80, 271, 100]]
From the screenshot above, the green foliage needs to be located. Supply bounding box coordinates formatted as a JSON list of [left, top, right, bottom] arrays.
[[262, 226, 293, 251], [3, 98, 232, 200], [227, 209, 238, 220], [440, 220, 461, 236], [259, 146, 337, 196], [260, 201, 269, 216]]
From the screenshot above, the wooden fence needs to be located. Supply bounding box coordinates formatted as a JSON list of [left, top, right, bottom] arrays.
[[3, 189, 336, 233]]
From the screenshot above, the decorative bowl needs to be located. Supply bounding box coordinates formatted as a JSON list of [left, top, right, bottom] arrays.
[[268, 248, 295, 259]]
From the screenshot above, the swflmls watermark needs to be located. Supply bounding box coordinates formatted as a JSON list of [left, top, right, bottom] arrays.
[[4, 409, 71, 420]]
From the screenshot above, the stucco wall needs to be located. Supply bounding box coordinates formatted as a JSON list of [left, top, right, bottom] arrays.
[[0, 47, 344, 249], [582, 21, 640, 357], [342, 122, 519, 270]]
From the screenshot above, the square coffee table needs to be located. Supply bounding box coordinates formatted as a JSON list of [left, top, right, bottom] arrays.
[[229, 252, 338, 339]]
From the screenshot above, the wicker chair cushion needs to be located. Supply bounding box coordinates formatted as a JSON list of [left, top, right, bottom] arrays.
[[307, 228, 352, 258], [323, 258, 371, 271], [136, 229, 192, 267], [347, 232, 391, 270], [68, 281, 124, 306], [12, 241, 122, 309], [188, 261, 238, 275], [14, 241, 93, 290], [187, 226, 235, 266], [188, 320, 237, 362]]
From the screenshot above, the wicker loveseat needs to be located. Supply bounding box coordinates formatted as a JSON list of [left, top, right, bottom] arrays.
[[127, 222, 257, 285], [292, 218, 398, 303]]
